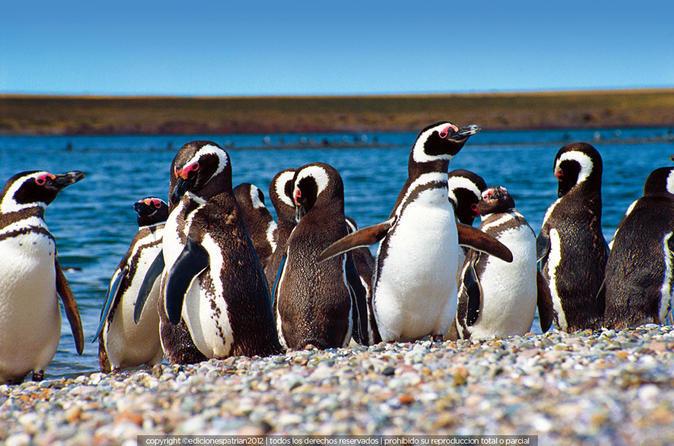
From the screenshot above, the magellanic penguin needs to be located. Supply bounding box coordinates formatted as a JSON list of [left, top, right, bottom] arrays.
[[537, 142, 608, 332], [0, 171, 85, 384], [447, 169, 487, 281], [319, 122, 513, 343], [450, 187, 554, 340], [264, 168, 296, 290], [273, 163, 369, 349], [233, 183, 277, 270], [135, 141, 281, 360], [94, 197, 168, 372], [344, 216, 379, 343], [603, 167, 674, 328], [447, 169, 487, 226]]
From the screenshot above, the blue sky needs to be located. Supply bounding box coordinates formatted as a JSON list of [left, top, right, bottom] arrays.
[[1, 0, 673, 96]]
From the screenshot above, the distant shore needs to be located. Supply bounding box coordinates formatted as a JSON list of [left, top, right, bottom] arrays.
[[0, 326, 672, 443], [2, 89, 674, 136]]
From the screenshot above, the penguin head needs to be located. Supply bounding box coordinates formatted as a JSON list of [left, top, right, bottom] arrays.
[[447, 169, 487, 225], [478, 186, 515, 215], [169, 141, 231, 205], [134, 197, 169, 227], [269, 168, 296, 223], [553, 143, 603, 197], [292, 163, 344, 221], [643, 167, 674, 197], [233, 183, 268, 213], [411, 121, 480, 164], [0, 170, 85, 213]]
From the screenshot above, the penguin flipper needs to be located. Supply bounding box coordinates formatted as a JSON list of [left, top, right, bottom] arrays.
[[536, 271, 554, 332], [271, 251, 287, 311], [318, 219, 393, 262], [55, 259, 85, 355], [536, 231, 551, 266], [463, 259, 482, 326], [165, 238, 209, 325], [93, 266, 127, 343], [345, 253, 370, 345], [133, 251, 165, 323], [458, 224, 513, 263]]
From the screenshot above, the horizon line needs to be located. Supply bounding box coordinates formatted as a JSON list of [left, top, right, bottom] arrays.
[[2, 86, 674, 101]]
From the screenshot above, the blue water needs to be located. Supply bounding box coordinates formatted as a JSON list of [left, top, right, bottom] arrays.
[[0, 128, 671, 378]]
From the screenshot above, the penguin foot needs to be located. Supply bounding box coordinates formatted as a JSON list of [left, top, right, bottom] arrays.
[[432, 335, 445, 343], [31, 370, 45, 381]]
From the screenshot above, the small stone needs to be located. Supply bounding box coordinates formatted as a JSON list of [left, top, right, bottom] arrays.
[[398, 394, 414, 405], [381, 366, 395, 376], [65, 405, 82, 423]]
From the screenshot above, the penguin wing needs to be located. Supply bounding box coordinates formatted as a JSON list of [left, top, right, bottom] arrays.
[[317, 219, 394, 262], [271, 250, 287, 311], [458, 224, 513, 263], [93, 265, 127, 342], [133, 251, 165, 323], [55, 259, 85, 355], [345, 253, 370, 346], [462, 256, 483, 326], [165, 237, 209, 325], [536, 271, 555, 332], [536, 230, 550, 266]]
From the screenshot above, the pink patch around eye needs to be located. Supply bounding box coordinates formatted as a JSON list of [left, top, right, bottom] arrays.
[[152, 199, 161, 208], [439, 127, 450, 138], [35, 174, 52, 186]]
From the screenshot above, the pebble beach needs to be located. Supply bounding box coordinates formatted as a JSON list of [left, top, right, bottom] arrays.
[[1, 325, 672, 445]]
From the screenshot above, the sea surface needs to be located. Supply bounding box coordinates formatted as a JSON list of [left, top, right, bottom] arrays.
[[0, 128, 671, 378]]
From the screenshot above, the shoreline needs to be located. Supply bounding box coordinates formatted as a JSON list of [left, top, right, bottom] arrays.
[[2, 89, 674, 136], [1, 326, 672, 444]]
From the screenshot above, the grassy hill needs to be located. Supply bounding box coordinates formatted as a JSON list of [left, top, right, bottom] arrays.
[[1, 89, 674, 135]]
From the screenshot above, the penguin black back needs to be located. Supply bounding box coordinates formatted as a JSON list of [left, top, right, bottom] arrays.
[[233, 183, 276, 269], [538, 142, 608, 331], [265, 168, 297, 289], [604, 167, 674, 328]]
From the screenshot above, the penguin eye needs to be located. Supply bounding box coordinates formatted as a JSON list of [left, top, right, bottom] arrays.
[[439, 127, 450, 139], [34, 174, 52, 186], [153, 200, 161, 208]]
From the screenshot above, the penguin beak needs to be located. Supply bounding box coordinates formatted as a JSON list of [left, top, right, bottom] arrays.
[[49, 171, 85, 191], [450, 124, 481, 141], [171, 177, 193, 204]]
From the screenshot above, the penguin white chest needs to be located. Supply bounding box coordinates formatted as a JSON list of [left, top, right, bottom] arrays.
[[0, 232, 60, 381], [546, 228, 568, 331], [469, 225, 537, 339], [104, 232, 163, 369], [374, 188, 458, 341]]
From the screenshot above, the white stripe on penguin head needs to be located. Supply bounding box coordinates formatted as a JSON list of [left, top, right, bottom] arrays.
[[182, 144, 229, 184], [447, 175, 483, 207], [294, 165, 330, 199], [1, 171, 51, 213], [556, 151, 594, 186], [667, 169, 674, 195], [412, 122, 459, 163], [274, 170, 295, 208], [249, 185, 265, 209]]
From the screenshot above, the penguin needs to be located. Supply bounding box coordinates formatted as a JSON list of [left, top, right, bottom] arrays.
[[264, 168, 296, 290], [94, 197, 168, 372], [0, 170, 85, 384], [344, 216, 379, 344], [603, 167, 674, 328], [447, 169, 488, 281], [135, 141, 281, 360], [447, 169, 487, 226], [319, 122, 513, 343], [450, 186, 554, 340], [273, 163, 369, 349], [233, 183, 277, 270], [537, 142, 608, 332]]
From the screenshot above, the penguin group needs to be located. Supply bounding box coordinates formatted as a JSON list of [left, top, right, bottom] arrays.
[[0, 123, 671, 383]]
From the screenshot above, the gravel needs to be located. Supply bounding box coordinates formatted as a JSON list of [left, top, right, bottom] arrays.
[[0, 325, 672, 445]]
